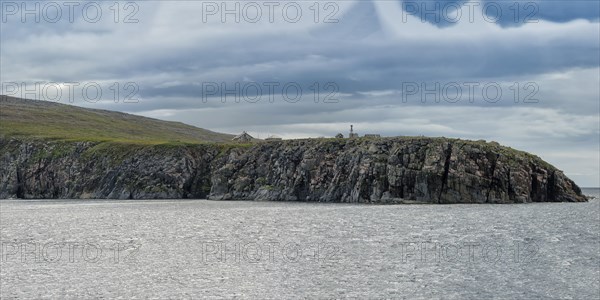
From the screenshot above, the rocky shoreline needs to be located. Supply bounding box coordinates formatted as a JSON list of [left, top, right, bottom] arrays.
[[0, 137, 587, 203]]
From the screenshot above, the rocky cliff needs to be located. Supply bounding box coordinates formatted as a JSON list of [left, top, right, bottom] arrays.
[[0, 137, 586, 203]]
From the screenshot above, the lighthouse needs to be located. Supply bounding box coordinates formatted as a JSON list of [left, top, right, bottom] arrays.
[[349, 125, 359, 139]]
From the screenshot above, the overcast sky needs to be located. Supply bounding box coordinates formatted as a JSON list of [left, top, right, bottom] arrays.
[[1, 0, 599, 186]]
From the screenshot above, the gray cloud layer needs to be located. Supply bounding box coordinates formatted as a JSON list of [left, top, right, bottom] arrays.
[[1, 1, 599, 186]]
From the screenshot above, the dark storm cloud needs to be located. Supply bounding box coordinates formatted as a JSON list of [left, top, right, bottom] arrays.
[[398, 0, 599, 27]]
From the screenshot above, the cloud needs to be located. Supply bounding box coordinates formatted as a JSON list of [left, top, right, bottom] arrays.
[[393, 0, 599, 27], [1, 0, 598, 186]]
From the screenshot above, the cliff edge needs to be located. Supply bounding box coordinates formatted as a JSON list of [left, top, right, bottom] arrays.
[[0, 137, 587, 203]]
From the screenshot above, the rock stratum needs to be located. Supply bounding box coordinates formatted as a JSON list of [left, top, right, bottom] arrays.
[[0, 137, 587, 203]]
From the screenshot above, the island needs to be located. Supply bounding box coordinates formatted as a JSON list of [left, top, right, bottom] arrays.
[[0, 96, 587, 203]]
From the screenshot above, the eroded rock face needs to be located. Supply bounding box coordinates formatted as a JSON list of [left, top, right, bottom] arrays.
[[0, 137, 587, 203]]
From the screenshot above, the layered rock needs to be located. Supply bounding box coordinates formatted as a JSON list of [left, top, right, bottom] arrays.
[[0, 137, 586, 203]]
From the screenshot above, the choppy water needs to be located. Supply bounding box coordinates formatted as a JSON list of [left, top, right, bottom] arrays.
[[1, 188, 599, 299]]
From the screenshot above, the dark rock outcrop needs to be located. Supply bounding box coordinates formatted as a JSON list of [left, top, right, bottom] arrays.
[[0, 137, 586, 203]]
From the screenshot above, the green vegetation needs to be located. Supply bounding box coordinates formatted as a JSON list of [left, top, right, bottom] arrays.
[[0, 96, 234, 144], [452, 138, 556, 170], [256, 177, 267, 185], [81, 142, 146, 165], [29, 142, 77, 162], [262, 185, 275, 191]]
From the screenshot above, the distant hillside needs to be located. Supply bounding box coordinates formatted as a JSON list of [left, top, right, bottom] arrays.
[[0, 96, 234, 144]]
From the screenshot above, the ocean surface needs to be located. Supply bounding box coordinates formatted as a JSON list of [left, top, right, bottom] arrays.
[[1, 188, 599, 299]]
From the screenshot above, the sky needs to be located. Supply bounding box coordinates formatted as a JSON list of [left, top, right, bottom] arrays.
[[1, 0, 599, 187]]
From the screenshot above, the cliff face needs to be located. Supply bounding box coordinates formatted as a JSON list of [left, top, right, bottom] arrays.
[[0, 137, 586, 203]]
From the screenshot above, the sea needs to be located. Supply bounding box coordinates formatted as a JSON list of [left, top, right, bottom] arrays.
[[1, 188, 599, 299]]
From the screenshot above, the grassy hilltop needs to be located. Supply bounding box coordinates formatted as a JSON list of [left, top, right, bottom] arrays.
[[0, 96, 234, 144]]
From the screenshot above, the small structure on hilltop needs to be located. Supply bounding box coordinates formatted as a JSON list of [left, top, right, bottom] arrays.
[[232, 131, 254, 143], [349, 125, 359, 139], [364, 134, 381, 138], [265, 135, 282, 141], [335, 133, 344, 139]]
